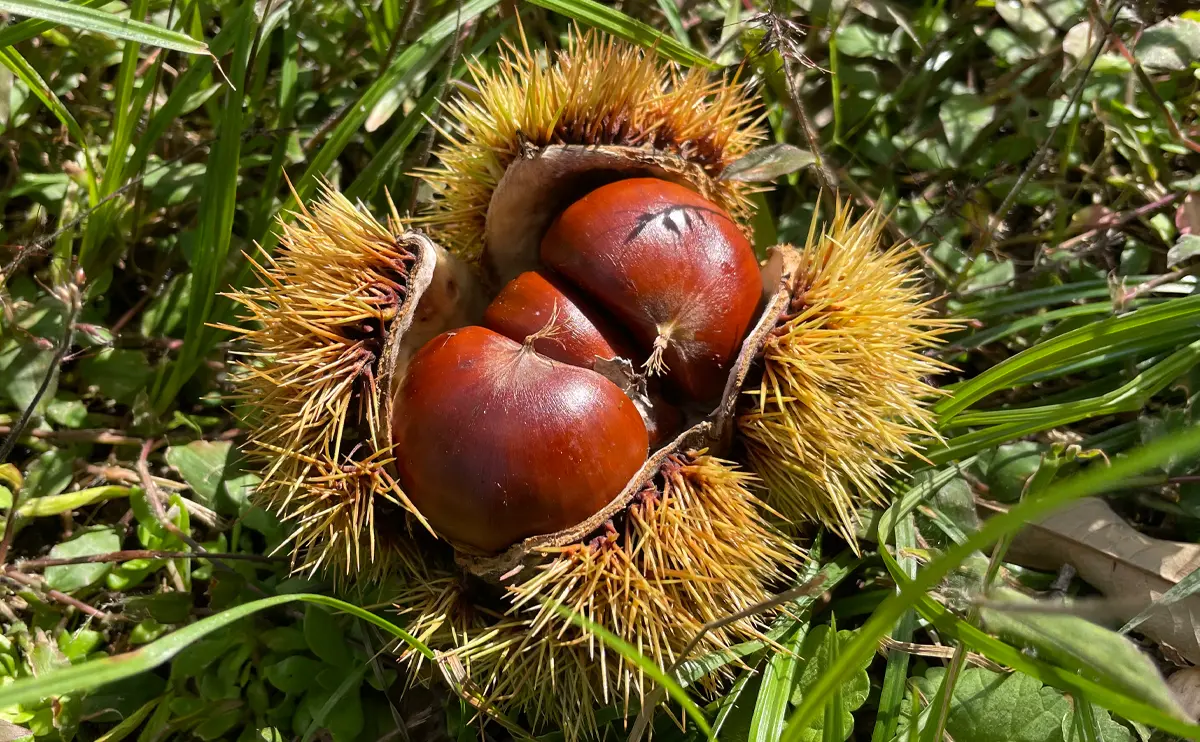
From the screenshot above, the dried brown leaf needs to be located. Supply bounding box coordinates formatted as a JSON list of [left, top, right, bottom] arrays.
[[984, 497, 1200, 664]]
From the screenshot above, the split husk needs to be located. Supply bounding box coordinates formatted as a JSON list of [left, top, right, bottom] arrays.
[[224, 27, 951, 739]]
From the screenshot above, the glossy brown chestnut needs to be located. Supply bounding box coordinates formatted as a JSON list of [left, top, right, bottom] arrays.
[[482, 270, 635, 369], [540, 178, 761, 401], [393, 326, 649, 554]]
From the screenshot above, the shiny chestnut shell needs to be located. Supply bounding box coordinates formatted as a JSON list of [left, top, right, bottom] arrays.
[[540, 178, 761, 400], [482, 270, 635, 369], [393, 326, 649, 554]]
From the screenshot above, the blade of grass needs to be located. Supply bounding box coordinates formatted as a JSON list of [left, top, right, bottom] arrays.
[[936, 296, 1200, 422], [947, 302, 1148, 352], [782, 423, 1200, 741], [153, 0, 256, 415], [301, 665, 368, 742], [248, 12, 300, 238], [190, 0, 499, 380], [0, 593, 431, 709], [653, 0, 689, 47], [822, 616, 846, 742], [78, 0, 154, 278], [929, 340, 1200, 463], [945, 338, 1200, 428], [869, 512, 918, 742], [266, 0, 497, 228], [0, 0, 208, 53], [1070, 696, 1103, 742], [0, 45, 98, 206], [0, 0, 109, 52], [547, 600, 715, 742], [125, 6, 248, 182], [344, 21, 508, 203], [524, 0, 713, 68], [749, 622, 807, 742]]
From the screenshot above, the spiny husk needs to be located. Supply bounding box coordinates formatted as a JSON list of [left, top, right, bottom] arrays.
[[736, 202, 956, 544], [220, 187, 422, 583], [418, 28, 765, 260], [394, 452, 801, 740]]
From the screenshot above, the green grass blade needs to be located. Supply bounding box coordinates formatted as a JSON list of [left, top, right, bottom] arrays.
[[0, 0, 208, 53], [749, 624, 807, 742], [0, 593, 431, 710], [194, 0, 500, 370], [948, 302, 1141, 352], [936, 296, 1200, 422], [524, 0, 714, 68], [125, 10, 247, 184], [936, 296, 1200, 421], [247, 16, 300, 239], [301, 664, 368, 742], [870, 512, 918, 742], [954, 278, 1152, 321], [0, 0, 108, 52], [1070, 697, 1103, 742], [78, 0, 154, 277], [153, 0, 256, 414], [782, 423, 1200, 741], [0, 45, 98, 206], [244, 0, 497, 265], [548, 601, 715, 741], [929, 338, 1200, 463], [945, 338, 1200, 428], [652, 0, 690, 47]]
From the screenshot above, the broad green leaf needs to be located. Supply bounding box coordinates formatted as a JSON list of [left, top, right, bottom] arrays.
[[722, 144, 817, 183], [0, 0, 209, 53], [834, 24, 895, 60], [789, 626, 870, 742], [979, 589, 1185, 719], [265, 655, 325, 695], [0, 298, 64, 411], [123, 593, 193, 624], [46, 398, 87, 429], [165, 440, 245, 513], [940, 95, 996, 162], [44, 527, 121, 592], [1168, 235, 1200, 267], [1135, 17, 1200, 72], [908, 667, 1069, 742], [975, 442, 1048, 503], [304, 605, 352, 669], [57, 627, 103, 662], [76, 349, 152, 406], [22, 449, 73, 499]]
